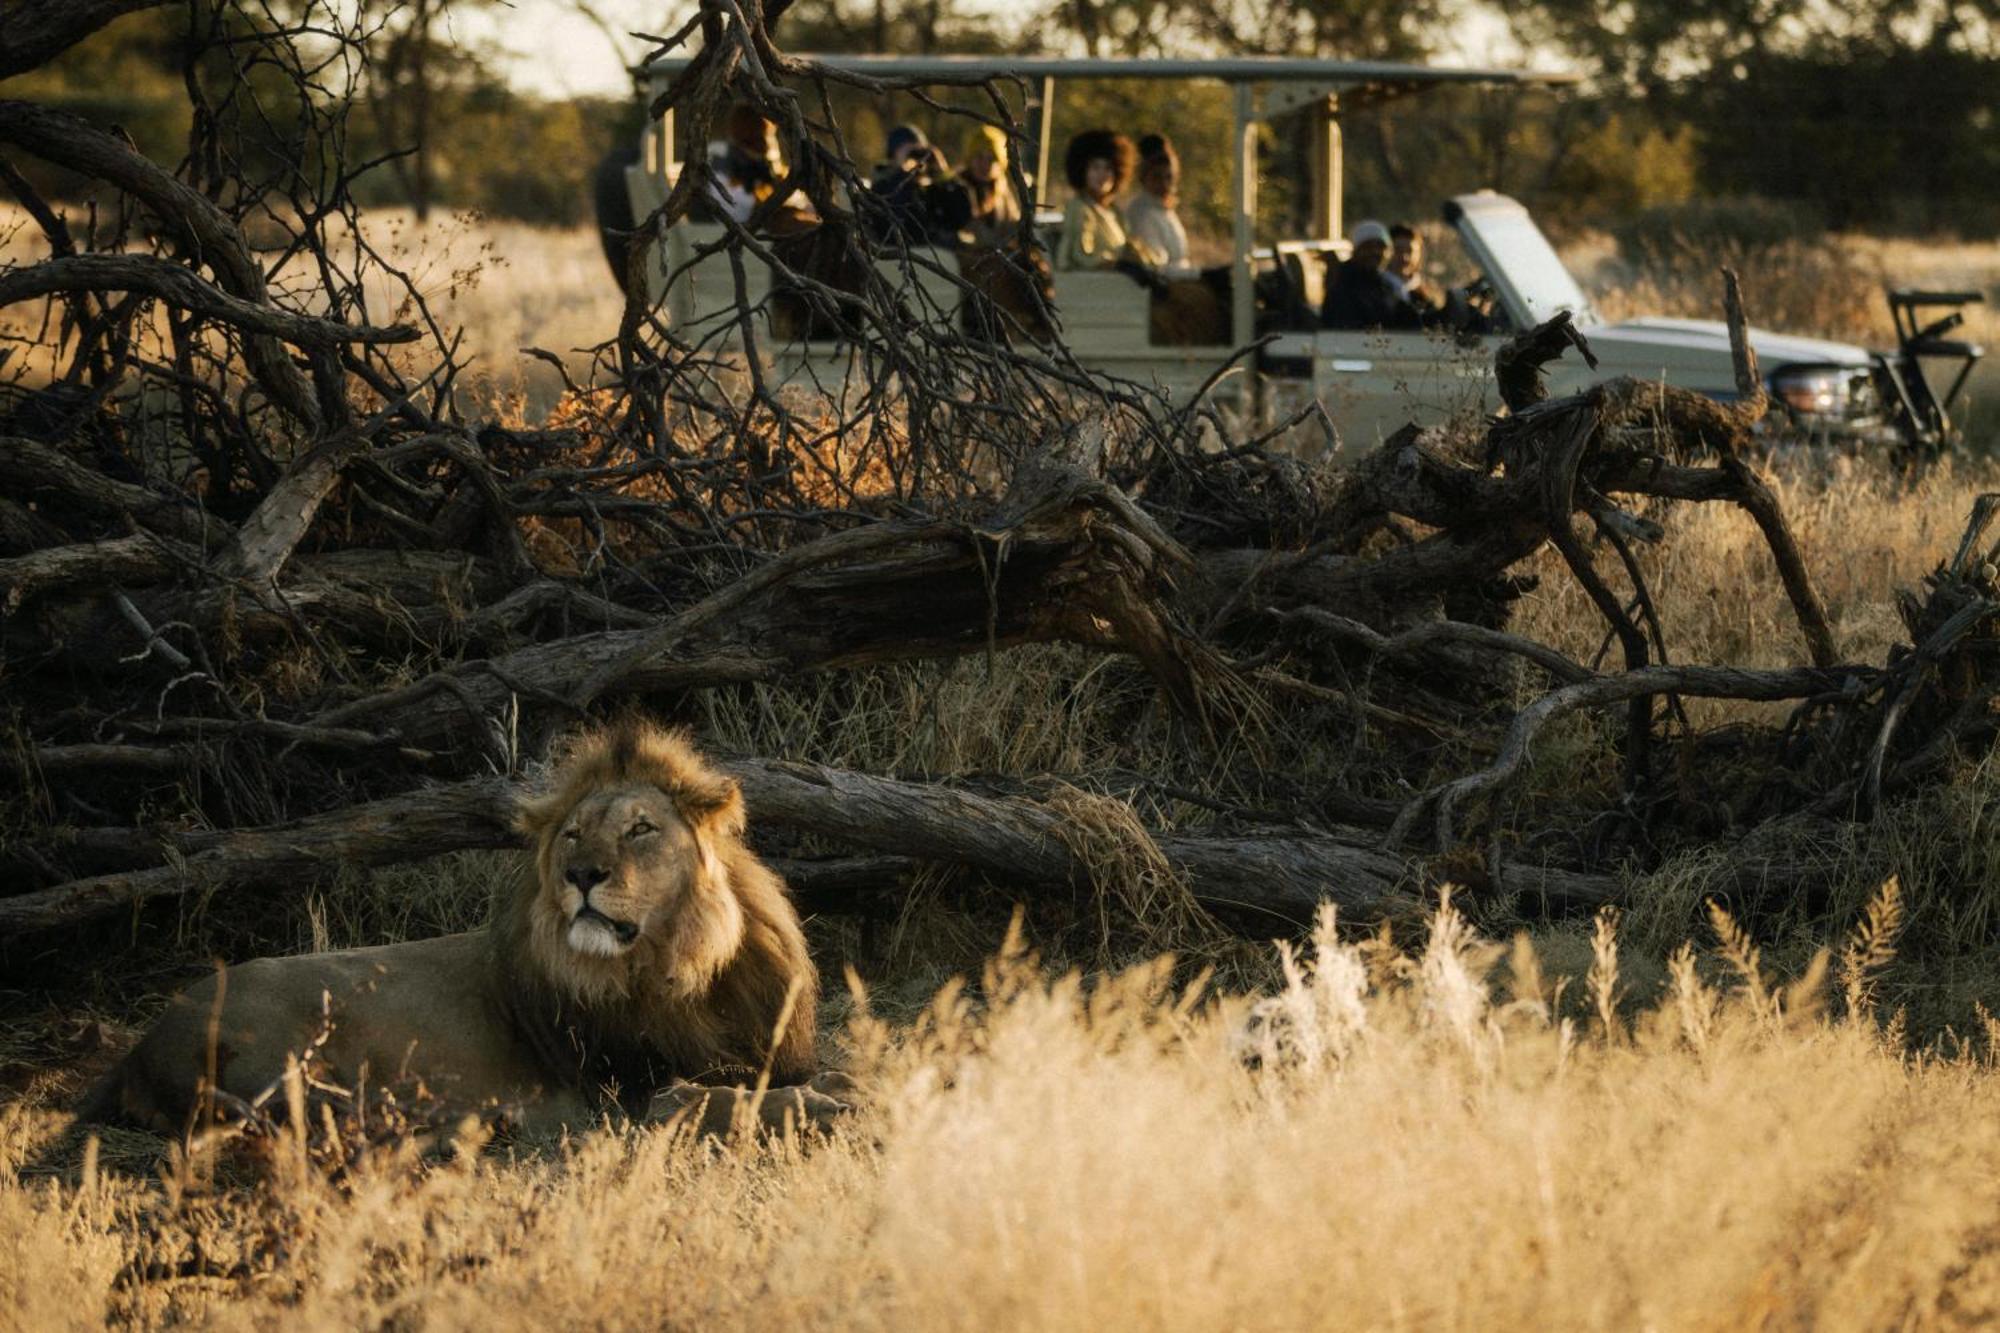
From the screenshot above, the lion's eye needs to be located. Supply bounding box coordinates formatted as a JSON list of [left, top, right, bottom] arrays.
[[627, 821, 655, 839], [560, 829, 581, 843]]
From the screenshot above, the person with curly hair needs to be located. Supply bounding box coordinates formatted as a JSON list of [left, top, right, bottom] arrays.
[[1055, 128, 1162, 271]]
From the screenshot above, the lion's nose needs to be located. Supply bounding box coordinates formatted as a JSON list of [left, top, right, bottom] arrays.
[[566, 864, 609, 894]]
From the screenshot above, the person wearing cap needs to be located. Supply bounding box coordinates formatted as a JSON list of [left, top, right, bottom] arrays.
[[1321, 218, 1420, 331], [1125, 134, 1190, 273], [868, 124, 955, 242], [953, 123, 1021, 247]]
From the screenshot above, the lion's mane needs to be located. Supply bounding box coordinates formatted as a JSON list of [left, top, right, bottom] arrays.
[[498, 718, 817, 1108]]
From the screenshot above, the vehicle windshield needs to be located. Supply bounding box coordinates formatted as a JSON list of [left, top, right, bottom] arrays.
[[1463, 205, 1596, 327]]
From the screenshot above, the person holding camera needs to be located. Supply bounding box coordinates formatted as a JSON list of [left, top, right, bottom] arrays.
[[868, 124, 965, 244]]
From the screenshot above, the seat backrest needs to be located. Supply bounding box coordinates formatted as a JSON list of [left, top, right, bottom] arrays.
[[1281, 252, 1326, 316], [871, 248, 964, 325], [663, 222, 772, 331], [1050, 269, 1150, 349]]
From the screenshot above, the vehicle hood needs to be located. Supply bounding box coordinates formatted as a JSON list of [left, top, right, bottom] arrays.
[[1589, 317, 1872, 369]]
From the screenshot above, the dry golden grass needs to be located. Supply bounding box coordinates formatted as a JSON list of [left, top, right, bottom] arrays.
[[12, 894, 2000, 1330], [1512, 458, 1996, 680], [10, 210, 2000, 1328], [338, 209, 624, 416], [0, 205, 624, 419]]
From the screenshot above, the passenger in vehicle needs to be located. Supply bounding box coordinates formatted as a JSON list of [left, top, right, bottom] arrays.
[[1321, 219, 1420, 331], [953, 123, 1021, 247], [868, 124, 958, 243], [701, 105, 788, 224], [1125, 134, 1190, 273], [1386, 222, 1440, 315], [1055, 129, 1163, 271]]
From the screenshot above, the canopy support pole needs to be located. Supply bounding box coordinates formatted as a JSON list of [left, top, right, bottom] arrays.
[[1033, 75, 1056, 208], [1231, 81, 1259, 418], [1316, 95, 1341, 241]]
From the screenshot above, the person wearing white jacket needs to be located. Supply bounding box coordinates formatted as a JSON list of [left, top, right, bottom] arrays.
[[1125, 133, 1191, 274]]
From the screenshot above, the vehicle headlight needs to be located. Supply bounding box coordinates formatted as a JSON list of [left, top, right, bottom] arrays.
[[1768, 365, 1867, 422]]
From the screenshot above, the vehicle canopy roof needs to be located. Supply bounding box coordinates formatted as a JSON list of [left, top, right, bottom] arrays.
[[637, 53, 1578, 94]]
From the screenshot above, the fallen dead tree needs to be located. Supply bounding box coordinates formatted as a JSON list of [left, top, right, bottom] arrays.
[[0, 755, 1622, 934], [5, 0, 1999, 960], [304, 422, 1216, 758], [5, 271, 1994, 941]]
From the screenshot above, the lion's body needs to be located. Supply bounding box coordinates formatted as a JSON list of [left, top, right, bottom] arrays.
[[82, 722, 828, 1137], [90, 930, 606, 1133]]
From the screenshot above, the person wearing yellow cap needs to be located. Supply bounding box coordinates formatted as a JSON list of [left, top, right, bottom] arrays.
[[955, 123, 1022, 247]]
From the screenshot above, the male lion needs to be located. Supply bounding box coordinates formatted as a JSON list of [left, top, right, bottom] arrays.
[[79, 719, 849, 1139]]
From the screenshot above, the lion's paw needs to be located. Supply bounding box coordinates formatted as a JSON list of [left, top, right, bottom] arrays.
[[646, 1080, 853, 1139], [805, 1069, 861, 1101]]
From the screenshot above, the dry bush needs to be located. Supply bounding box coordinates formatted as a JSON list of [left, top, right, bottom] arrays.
[[1588, 235, 1887, 344], [10, 893, 2000, 1330], [1512, 458, 2000, 691], [0, 203, 621, 425]]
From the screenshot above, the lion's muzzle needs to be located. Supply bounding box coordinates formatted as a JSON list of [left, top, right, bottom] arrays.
[[575, 904, 639, 944], [567, 902, 640, 957], [563, 862, 643, 956]]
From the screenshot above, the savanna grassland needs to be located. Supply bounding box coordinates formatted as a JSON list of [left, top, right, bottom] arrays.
[[9, 214, 2000, 1329], [10, 892, 2000, 1329]]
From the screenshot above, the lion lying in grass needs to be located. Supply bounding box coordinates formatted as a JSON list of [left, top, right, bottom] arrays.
[[79, 719, 850, 1139]]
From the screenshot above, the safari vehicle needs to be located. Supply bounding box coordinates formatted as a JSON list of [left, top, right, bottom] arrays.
[[605, 54, 1978, 457]]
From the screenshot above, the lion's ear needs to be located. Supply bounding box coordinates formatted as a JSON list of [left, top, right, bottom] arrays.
[[513, 789, 567, 843], [678, 775, 746, 840]]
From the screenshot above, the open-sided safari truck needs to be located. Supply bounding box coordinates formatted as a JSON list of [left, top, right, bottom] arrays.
[[604, 54, 1979, 456]]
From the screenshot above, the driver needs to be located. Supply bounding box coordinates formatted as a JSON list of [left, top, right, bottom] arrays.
[[1321, 220, 1420, 331], [1387, 222, 1440, 314]]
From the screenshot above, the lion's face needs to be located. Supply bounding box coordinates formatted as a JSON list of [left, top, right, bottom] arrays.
[[539, 782, 712, 959]]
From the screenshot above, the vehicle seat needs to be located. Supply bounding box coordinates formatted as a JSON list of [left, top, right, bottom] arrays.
[[1050, 270, 1150, 348], [1253, 252, 1318, 332], [1285, 251, 1326, 313]]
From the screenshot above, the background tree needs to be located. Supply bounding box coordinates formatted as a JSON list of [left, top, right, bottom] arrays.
[[1500, 0, 2000, 231], [9, 0, 1995, 234], [358, 0, 508, 221]]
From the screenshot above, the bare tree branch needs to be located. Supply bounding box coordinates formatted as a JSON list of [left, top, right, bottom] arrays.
[[0, 254, 419, 348], [0, 0, 170, 80], [0, 99, 326, 431]]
